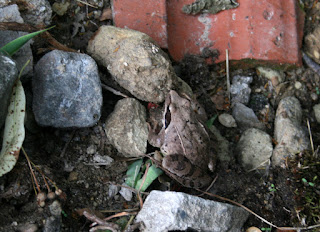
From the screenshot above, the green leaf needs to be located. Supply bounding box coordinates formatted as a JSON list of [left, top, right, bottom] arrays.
[[0, 79, 26, 177], [135, 165, 163, 192], [125, 159, 143, 187], [206, 115, 217, 129], [0, 26, 55, 56]]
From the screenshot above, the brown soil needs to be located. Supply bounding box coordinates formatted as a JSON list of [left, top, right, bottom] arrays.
[[0, 0, 319, 231]]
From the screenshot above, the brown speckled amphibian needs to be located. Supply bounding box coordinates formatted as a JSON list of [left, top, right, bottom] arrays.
[[148, 90, 215, 188]]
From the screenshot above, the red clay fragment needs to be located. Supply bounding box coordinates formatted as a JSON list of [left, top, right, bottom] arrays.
[[113, 0, 304, 66]]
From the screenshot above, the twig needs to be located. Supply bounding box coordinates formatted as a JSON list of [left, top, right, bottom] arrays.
[[22, 147, 41, 193], [306, 119, 315, 155], [226, 49, 231, 101], [83, 211, 119, 232], [59, 130, 76, 157], [76, 0, 98, 8], [197, 189, 320, 231], [100, 208, 139, 213], [101, 83, 129, 98], [104, 212, 137, 221]]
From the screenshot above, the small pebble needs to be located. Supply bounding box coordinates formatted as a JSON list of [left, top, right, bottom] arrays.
[[246, 227, 262, 232], [311, 92, 318, 101], [68, 171, 78, 182], [294, 81, 302, 89], [218, 113, 237, 128]]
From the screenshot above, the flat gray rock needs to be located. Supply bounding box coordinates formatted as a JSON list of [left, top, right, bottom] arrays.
[[33, 50, 102, 128], [136, 190, 249, 232], [0, 54, 18, 128], [104, 98, 148, 157]]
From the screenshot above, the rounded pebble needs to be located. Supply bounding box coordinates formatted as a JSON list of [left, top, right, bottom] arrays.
[[294, 81, 302, 89], [246, 227, 262, 232], [218, 113, 237, 128]]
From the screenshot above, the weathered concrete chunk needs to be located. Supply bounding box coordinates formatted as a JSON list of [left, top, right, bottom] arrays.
[[236, 128, 273, 171], [33, 50, 102, 128], [0, 54, 18, 128], [136, 190, 249, 232], [87, 26, 191, 103], [272, 97, 310, 167], [104, 98, 148, 157]]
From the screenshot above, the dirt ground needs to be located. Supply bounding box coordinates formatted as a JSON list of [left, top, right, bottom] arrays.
[[0, 0, 320, 231]]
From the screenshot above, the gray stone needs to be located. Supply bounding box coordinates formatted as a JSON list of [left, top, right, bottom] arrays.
[[104, 98, 148, 157], [33, 50, 102, 128], [87, 26, 192, 103], [236, 128, 273, 171], [136, 191, 249, 232], [232, 103, 265, 131], [0, 4, 33, 79], [218, 113, 237, 128], [0, 31, 33, 79], [0, 4, 24, 23], [0, 54, 18, 128], [49, 200, 62, 216], [313, 104, 320, 123], [272, 97, 310, 167], [19, 0, 52, 26], [230, 75, 253, 105], [0, 0, 11, 7], [43, 216, 61, 232]]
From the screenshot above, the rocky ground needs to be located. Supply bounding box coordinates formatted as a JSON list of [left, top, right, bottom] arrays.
[[0, 0, 320, 232]]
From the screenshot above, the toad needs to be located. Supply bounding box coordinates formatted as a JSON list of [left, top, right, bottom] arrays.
[[148, 90, 215, 188]]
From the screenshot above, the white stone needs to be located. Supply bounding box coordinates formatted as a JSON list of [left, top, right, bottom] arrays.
[[136, 191, 249, 232]]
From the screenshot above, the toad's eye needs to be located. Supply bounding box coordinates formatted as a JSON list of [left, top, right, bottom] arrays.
[[164, 105, 171, 129]]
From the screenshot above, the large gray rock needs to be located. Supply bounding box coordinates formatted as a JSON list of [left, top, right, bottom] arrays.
[[104, 98, 148, 157], [232, 103, 265, 131], [136, 191, 249, 232], [0, 55, 18, 128], [272, 97, 310, 167], [87, 26, 192, 103], [236, 128, 273, 171], [19, 0, 52, 26], [33, 50, 102, 128], [0, 4, 24, 23]]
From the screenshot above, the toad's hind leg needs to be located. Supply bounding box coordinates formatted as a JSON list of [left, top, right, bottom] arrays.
[[162, 154, 212, 188]]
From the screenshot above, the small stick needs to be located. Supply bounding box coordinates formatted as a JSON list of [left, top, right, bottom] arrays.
[[307, 119, 315, 155], [226, 49, 231, 101], [22, 147, 41, 193], [76, 0, 98, 8], [101, 83, 129, 98]]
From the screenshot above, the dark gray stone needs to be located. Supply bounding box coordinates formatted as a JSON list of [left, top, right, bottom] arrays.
[[33, 50, 102, 128], [136, 191, 249, 232], [232, 103, 265, 131], [19, 0, 52, 26], [0, 54, 18, 128], [0, 31, 33, 79]]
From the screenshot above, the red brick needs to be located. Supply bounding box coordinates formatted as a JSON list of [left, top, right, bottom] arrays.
[[113, 0, 304, 66]]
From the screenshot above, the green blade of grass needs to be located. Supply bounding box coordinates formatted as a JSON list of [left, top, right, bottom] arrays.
[[0, 25, 55, 56]]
